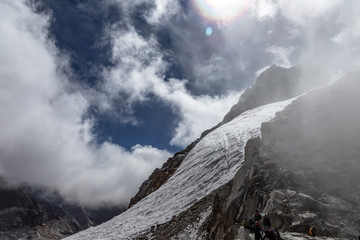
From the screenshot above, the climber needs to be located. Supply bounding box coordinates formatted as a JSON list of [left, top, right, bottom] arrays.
[[249, 217, 255, 225], [242, 217, 252, 232], [273, 227, 283, 240], [262, 214, 271, 230], [309, 226, 317, 237], [254, 209, 262, 222], [263, 229, 277, 240], [248, 217, 255, 232], [254, 221, 263, 240]]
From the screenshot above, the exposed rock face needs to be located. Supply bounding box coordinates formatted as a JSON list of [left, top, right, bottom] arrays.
[[0, 187, 79, 240], [0, 185, 125, 239], [201, 73, 360, 239], [28, 188, 125, 230], [60, 204, 124, 230], [133, 187, 218, 240], [257, 73, 360, 238]]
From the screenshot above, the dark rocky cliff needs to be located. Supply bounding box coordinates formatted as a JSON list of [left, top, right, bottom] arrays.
[[60, 203, 124, 230], [0, 185, 125, 239], [205, 72, 360, 239], [0, 187, 79, 240]]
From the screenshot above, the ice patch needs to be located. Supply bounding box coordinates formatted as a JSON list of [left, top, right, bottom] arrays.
[[298, 192, 316, 200], [298, 211, 317, 219]]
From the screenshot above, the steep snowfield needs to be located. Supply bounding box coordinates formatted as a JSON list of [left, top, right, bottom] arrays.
[[65, 98, 296, 240]]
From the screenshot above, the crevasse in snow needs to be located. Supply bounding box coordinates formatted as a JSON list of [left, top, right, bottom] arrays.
[[65, 98, 296, 240]]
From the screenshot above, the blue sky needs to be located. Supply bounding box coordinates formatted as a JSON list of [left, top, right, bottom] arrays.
[[1, 0, 360, 207], [37, 0, 180, 152]]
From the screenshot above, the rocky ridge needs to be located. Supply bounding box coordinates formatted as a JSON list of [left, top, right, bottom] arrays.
[[0, 187, 79, 240], [0, 185, 125, 239]]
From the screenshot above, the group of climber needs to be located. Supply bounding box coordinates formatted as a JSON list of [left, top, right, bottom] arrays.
[[242, 210, 283, 240]]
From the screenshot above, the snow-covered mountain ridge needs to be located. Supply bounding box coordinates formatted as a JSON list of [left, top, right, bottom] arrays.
[[128, 65, 328, 209], [66, 70, 360, 240], [65, 99, 296, 239]]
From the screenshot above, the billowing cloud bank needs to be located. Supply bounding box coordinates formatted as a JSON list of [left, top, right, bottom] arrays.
[[0, 1, 172, 207]]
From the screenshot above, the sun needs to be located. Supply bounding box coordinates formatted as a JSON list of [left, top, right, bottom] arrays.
[[205, 0, 244, 10], [193, 0, 253, 22]]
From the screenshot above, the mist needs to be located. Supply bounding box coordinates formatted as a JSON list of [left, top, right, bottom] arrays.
[[262, 71, 360, 202], [255, 0, 360, 197]]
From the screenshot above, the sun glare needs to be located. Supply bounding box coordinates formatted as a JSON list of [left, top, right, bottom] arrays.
[[193, 0, 252, 22], [206, 0, 242, 10]]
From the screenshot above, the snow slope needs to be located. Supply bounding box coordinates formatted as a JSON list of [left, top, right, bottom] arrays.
[[65, 98, 296, 240]]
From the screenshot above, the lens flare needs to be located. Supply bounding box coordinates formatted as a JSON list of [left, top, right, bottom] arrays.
[[192, 0, 253, 22], [205, 26, 213, 36]]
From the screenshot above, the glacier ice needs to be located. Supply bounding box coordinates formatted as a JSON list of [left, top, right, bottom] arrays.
[[65, 98, 296, 240]]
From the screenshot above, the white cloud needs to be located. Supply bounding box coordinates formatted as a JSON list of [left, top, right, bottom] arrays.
[[270, 0, 342, 26], [249, 0, 360, 72], [59, 143, 170, 206], [105, 0, 180, 24], [103, 27, 165, 103], [0, 0, 171, 207], [192, 56, 235, 93], [266, 46, 294, 68], [150, 77, 239, 147], [165, 85, 240, 147], [331, 3, 360, 47], [252, 0, 278, 21], [146, 0, 181, 24]]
